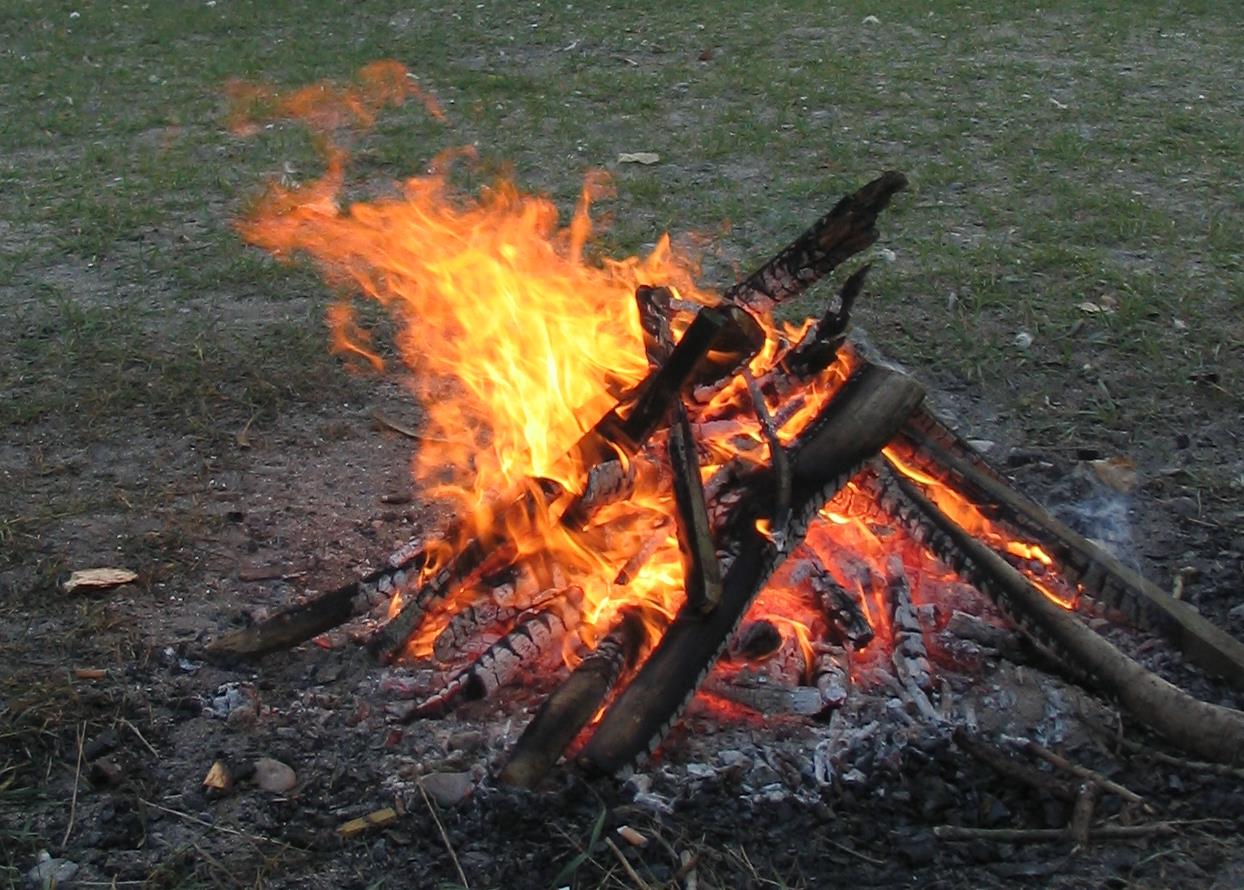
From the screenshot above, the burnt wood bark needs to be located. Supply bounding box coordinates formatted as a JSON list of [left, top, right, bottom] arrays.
[[880, 460, 1244, 766], [206, 578, 363, 660], [722, 172, 907, 313], [498, 609, 645, 788], [578, 364, 925, 774], [894, 420, 1244, 689]]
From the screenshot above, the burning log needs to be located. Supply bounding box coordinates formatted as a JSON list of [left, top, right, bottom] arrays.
[[892, 418, 1244, 688], [499, 609, 646, 788], [407, 590, 582, 720], [578, 363, 925, 773], [723, 171, 907, 313], [872, 459, 1244, 766], [431, 579, 559, 663], [793, 551, 875, 648]]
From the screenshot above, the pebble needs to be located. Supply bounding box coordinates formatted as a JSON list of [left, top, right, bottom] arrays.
[[26, 851, 78, 888], [419, 771, 474, 807], [253, 757, 297, 793]]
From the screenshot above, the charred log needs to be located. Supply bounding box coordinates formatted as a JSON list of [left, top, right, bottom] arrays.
[[669, 400, 723, 613], [498, 609, 646, 788]]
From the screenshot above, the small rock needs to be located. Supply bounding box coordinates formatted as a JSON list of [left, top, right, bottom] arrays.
[[61, 567, 137, 595], [27, 851, 78, 888], [253, 757, 297, 793], [685, 762, 715, 780], [617, 151, 660, 165], [862, 14, 881, 25], [89, 756, 125, 788], [446, 730, 485, 753], [1013, 331, 1034, 349], [419, 771, 474, 807]]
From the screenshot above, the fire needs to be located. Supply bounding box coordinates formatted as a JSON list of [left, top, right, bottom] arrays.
[[233, 64, 1077, 716], [232, 63, 787, 662]]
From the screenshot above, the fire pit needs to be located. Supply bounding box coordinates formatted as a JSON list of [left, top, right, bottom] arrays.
[[208, 64, 1244, 812]]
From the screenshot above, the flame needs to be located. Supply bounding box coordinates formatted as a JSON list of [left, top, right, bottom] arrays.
[[882, 444, 1079, 610], [233, 64, 1084, 717], [231, 63, 787, 657]]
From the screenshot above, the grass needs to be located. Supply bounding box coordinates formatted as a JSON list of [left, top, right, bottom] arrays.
[[1, 0, 1242, 885]]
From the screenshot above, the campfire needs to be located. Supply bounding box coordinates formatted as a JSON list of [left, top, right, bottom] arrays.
[[209, 65, 1244, 791]]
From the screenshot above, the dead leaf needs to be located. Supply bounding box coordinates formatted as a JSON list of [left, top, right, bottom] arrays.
[[617, 152, 660, 165], [62, 567, 138, 595], [1090, 456, 1138, 493], [203, 760, 233, 793]]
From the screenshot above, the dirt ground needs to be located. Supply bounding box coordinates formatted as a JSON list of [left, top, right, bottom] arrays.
[[4, 3, 1244, 888]]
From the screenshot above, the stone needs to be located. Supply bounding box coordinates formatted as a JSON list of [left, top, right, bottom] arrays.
[[419, 771, 474, 807], [253, 757, 297, 793], [26, 851, 78, 888]]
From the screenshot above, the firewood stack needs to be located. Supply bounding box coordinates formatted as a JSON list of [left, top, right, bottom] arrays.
[[208, 172, 1244, 785]]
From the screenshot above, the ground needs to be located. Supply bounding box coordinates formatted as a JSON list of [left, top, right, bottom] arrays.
[[2, 1, 1243, 887]]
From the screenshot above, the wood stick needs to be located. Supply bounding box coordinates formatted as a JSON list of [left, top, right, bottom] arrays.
[[894, 420, 1244, 689], [1070, 781, 1100, 846], [723, 172, 907, 313], [933, 824, 1175, 843], [579, 364, 924, 774], [207, 577, 367, 660], [878, 460, 1244, 766], [1004, 735, 1149, 809]]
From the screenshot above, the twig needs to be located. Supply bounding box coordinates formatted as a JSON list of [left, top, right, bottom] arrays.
[[742, 367, 790, 537], [825, 838, 885, 865], [1005, 736, 1150, 811], [419, 782, 470, 890], [605, 837, 654, 890], [140, 799, 298, 850], [1069, 782, 1100, 846], [61, 722, 85, 849], [371, 410, 422, 440], [119, 718, 159, 758], [933, 823, 1175, 843], [1110, 732, 1244, 780], [953, 728, 1076, 802]]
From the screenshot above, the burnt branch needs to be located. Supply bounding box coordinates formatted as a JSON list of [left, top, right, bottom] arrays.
[[668, 401, 723, 613], [723, 172, 907, 313], [878, 458, 1244, 766]]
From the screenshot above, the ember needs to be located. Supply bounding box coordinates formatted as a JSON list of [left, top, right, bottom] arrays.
[[211, 63, 1244, 789]]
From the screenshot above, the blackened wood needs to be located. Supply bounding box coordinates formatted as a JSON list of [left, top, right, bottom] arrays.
[[803, 560, 874, 647], [635, 285, 675, 364], [886, 557, 933, 691], [786, 264, 871, 378], [895, 422, 1244, 689], [743, 368, 791, 538], [578, 365, 924, 774], [206, 579, 362, 660], [722, 172, 907, 313], [669, 401, 723, 613], [882, 462, 1244, 766], [498, 609, 645, 788]]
